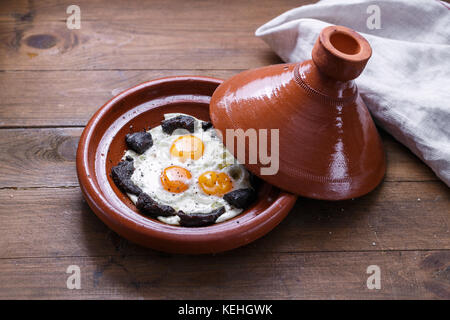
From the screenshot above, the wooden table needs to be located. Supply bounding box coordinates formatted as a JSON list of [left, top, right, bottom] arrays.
[[0, 0, 448, 300]]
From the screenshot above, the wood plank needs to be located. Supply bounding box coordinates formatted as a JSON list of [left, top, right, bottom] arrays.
[[0, 128, 82, 188], [0, 128, 440, 189], [0, 182, 448, 259], [0, 70, 241, 127], [0, 20, 281, 70], [0, 250, 448, 299], [0, 0, 307, 71]]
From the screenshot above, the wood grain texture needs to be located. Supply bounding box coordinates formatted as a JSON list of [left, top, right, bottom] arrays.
[[0, 182, 448, 259], [0, 250, 448, 299]]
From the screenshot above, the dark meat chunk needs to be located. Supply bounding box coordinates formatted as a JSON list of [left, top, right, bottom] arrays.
[[177, 207, 225, 227], [111, 157, 142, 196], [249, 172, 262, 189], [223, 188, 256, 209], [161, 115, 195, 134], [125, 131, 153, 154], [201, 121, 213, 131], [136, 192, 176, 217]]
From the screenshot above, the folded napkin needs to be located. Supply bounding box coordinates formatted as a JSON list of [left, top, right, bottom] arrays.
[[256, 0, 450, 186]]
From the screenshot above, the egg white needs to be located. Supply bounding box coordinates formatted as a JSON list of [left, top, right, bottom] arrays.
[[124, 113, 251, 225]]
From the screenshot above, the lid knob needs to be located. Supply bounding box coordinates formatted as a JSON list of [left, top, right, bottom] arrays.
[[312, 25, 372, 81]]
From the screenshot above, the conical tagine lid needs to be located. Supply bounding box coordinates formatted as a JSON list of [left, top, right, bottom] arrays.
[[210, 25, 385, 200]]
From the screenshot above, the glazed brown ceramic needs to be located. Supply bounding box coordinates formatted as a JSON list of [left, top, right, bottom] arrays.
[[210, 25, 386, 200], [76, 76, 297, 254]]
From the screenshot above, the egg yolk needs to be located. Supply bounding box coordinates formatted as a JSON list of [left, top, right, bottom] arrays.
[[160, 166, 192, 193], [198, 171, 233, 196], [170, 135, 204, 161]]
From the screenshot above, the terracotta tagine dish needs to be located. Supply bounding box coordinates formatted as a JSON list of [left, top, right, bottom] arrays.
[[76, 76, 297, 254], [210, 25, 386, 200]]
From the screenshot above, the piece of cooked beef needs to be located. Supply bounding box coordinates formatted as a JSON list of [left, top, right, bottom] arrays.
[[111, 156, 142, 195], [136, 192, 176, 217], [201, 121, 213, 131], [177, 207, 225, 227], [125, 131, 153, 154], [161, 115, 195, 134], [223, 188, 256, 209]]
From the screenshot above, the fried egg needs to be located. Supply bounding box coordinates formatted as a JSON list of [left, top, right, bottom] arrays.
[[124, 113, 251, 225]]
